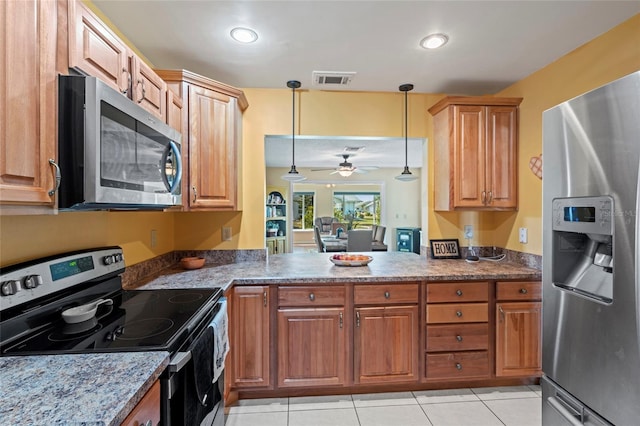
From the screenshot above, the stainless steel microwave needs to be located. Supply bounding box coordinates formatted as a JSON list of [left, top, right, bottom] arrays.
[[57, 75, 182, 210]]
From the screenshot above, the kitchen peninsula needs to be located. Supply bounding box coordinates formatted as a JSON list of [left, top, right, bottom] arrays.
[[134, 252, 542, 398]]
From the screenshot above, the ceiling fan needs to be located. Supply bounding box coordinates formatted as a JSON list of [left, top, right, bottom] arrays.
[[311, 154, 378, 177]]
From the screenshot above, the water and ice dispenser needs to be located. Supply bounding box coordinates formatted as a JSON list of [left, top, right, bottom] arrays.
[[551, 196, 613, 304]]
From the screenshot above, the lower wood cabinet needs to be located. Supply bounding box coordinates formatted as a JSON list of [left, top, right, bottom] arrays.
[[121, 380, 160, 426], [277, 308, 346, 387], [495, 281, 542, 377], [230, 286, 271, 388], [354, 305, 419, 384]]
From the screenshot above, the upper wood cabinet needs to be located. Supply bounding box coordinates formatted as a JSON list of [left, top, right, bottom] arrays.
[[429, 96, 522, 211], [156, 69, 248, 211], [0, 0, 60, 210], [68, 1, 167, 120]]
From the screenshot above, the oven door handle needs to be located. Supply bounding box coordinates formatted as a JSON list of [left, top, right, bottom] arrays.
[[168, 350, 192, 373]]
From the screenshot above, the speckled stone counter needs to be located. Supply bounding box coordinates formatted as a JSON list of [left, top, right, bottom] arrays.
[[133, 252, 541, 291], [0, 352, 169, 425]]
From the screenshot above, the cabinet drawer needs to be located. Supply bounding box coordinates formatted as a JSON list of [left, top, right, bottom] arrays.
[[426, 351, 489, 380], [354, 283, 418, 305], [121, 380, 160, 426], [279, 286, 345, 307], [496, 281, 541, 301], [426, 282, 488, 303], [426, 324, 489, 352], [426, 303, 488, 323]]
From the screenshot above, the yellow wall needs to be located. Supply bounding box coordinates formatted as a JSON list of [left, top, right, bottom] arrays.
[[2, 13, 638, 267], [493, 13, 640, 254]]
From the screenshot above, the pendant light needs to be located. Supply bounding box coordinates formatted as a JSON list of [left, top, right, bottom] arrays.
[[395, 83, 418, 182], [281, 80, 306, 182]]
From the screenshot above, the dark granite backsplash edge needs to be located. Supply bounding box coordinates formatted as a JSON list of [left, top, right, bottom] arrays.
[[121, 249, 267, 288], [420, 245, 541, 270]]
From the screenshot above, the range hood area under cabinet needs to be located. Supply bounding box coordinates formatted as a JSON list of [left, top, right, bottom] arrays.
[[429, 96, 523, 211]]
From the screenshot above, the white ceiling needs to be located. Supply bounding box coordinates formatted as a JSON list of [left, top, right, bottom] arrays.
[[92, 1, 638, 169]]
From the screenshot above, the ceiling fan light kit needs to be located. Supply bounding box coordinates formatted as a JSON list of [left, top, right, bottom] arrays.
[[395, 83, 418, 182], [282, 80, 306, 182]]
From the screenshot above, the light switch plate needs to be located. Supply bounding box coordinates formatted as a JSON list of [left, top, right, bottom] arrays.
[[519, 227, 528, 244], [222, 226, 232, 241], [464, 225, 473, 239]]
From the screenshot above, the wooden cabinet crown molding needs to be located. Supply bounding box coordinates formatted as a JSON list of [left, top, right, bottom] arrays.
[[428, 96, 523, 116], [155, 69, 248, 111]]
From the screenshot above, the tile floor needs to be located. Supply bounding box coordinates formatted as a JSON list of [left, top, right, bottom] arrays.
[[225, 385, 542, 426]]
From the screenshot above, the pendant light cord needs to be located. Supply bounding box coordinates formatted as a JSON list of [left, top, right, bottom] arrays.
[[404, 88, 408, 168], [291, 83, 296, 168]]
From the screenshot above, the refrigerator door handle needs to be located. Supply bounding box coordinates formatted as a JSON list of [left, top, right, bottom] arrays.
[[548, 396, 583, 426]]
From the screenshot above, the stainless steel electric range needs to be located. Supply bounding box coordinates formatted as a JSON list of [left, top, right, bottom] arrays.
[[0, 247, 225, 426]]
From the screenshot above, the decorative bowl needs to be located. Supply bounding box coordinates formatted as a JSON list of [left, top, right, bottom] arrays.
[[180, 257, 205, 270], [329, 254, 373, 267]]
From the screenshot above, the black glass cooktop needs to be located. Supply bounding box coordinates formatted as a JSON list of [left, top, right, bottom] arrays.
[[2, 288, 222, 355]]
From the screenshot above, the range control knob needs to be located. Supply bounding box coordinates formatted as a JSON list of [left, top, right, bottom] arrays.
[[1, 280, 19, 296], [103, 255, 114, 265], [23, 275, 43, 290], [115, 253, 123, 263]]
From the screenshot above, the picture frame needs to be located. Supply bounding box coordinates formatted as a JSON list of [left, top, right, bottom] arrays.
[[429, 239, 461, 259]]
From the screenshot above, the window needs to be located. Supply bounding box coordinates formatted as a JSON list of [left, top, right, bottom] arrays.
[[293, 192, 315, 230], [333, 192, 380, 228]]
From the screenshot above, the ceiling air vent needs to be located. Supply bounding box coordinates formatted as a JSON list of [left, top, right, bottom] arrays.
[[313, 71, 356, 86]]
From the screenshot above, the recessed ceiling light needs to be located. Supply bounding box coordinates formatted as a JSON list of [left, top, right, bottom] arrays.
[[420, 33, 449, 50], [230, 27, 258, 44]]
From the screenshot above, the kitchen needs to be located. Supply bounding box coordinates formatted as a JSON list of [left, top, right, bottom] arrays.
[[1, 1, 639, 425]]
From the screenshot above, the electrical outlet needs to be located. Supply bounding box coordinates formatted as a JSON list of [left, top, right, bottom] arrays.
[[222, 226, 232, 241], [464, 225, 473, 239], [150, 229, 157, 248], [519, 227, 528, 244]]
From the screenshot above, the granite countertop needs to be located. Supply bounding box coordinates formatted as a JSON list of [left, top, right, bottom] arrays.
[[134, 252, 541, 292], [0, 352, 169, 425]]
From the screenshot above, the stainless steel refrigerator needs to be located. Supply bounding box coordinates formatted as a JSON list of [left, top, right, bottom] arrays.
[[542, 71, 640, 425]]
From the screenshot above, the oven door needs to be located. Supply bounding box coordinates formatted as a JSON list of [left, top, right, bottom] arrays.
[[162, 317, 224, 425]]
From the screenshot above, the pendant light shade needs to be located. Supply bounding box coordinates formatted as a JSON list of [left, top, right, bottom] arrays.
[[281, 80, 306, 182], [395, 83, 418, 182]]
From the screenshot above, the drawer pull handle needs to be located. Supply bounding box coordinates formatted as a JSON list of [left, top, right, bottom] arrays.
[[456, 310, 463, 317], [455, 363, 462, 370], [456, 289, 463, 296], [309, 293, 315, 301], [384, 291, 390, 299], [456, 335, 463, 342], [519, 288, 528, 294]]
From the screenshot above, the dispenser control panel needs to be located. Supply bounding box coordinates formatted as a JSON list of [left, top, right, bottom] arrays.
[[552, 196, 613, 235]]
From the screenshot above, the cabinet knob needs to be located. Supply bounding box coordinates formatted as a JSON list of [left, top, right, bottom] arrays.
[[519, 288, 528, 294], [384, 291, 390, 299], [455, 289, 463, 297], [456, 335, 463, 342], [455, 363, 462, 370], [456, 310, 463, 318], [309, 293, 315, 301]]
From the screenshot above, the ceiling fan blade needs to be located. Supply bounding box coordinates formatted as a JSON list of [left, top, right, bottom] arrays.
[[329, 170, 340, 175], [354, 168, 369, 174], [359, 166, 380, 170], [310, 168, 337, 171]]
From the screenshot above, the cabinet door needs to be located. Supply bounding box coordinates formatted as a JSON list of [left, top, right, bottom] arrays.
[[0, 0, 57, 207], [121, 380, 160, 426], [453, 105, 486, 208], [132, 56, 167, 120], [276, 237, 285, 254], [496, 301, 542, 377], [277, 308, 346, 387], [68, 1, 129, 94], [486, 106, 517, 208], [230, 286, 271, 388], [354, 305, 419, 384], [188, 85, 237, 209]]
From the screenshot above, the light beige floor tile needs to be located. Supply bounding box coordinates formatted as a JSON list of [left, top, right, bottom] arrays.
[[485, 397, 542, 426], [413, 388, 480, 404], [288, 408, 360, 426], [224, 411, 288, 426], [289, 394, 354, 411], [352, 391, 418, 407], [357, 404, 431, 426], [225, 397, 288, 414], [528, 384, 542, 396], [472, 385, 539, 400], [421, 401, 503, 426]]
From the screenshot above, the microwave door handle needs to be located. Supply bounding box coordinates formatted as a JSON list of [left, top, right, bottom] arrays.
[[163, 141, 182, 194]]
